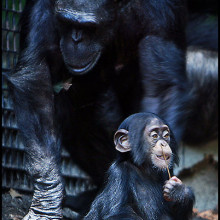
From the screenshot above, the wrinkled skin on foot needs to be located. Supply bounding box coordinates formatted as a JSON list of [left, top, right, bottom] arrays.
[[22, 157, 64, 220], [23, 210, 60, 220], [23, 179, 63, 220]]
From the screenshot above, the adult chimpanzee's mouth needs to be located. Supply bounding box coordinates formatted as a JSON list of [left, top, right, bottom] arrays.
[[156, 154, 170, 161], [68, 51, 101, 75]]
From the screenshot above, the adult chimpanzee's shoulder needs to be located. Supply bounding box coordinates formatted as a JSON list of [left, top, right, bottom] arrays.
[[19, 0, 57, 57]]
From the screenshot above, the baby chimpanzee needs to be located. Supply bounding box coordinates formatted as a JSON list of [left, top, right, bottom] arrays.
[[84, 113, 195, 220]]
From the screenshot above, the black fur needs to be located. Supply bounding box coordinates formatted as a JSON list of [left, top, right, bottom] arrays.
[[85, 113, 195, 220]]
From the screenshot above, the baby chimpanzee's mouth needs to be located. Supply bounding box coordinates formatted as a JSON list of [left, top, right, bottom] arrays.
[[156, 155, 170, 160]]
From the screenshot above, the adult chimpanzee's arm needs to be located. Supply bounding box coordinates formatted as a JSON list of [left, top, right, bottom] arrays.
[[7, 1, 64, 219], [139, 0, 189, 143]]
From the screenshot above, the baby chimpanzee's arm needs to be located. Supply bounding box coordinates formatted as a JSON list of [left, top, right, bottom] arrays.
[[163, 176, 195, 220]]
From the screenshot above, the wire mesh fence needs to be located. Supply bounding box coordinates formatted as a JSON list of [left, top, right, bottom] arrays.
[[2, 0, 96, 197]]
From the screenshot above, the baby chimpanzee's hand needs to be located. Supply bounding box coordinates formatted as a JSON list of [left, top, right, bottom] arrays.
[[163, 176, 183, 202]]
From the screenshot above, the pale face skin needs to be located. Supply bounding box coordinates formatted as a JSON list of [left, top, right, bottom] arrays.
[[144, 118, 172, 169]]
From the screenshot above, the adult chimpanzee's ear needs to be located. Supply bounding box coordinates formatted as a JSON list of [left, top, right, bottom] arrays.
[[114, 129, 131, 153]]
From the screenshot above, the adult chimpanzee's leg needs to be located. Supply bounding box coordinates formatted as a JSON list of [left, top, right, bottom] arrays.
[[6, 1, 64, 219], [7, 62, 63, 220]]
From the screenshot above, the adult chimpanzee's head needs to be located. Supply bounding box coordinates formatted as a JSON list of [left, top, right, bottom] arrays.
[[54, 0, 116, 75], [114, 113, 179, 171]]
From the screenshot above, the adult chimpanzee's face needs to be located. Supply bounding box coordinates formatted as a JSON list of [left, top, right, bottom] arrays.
[[54, 0, 116, 75], [144, 118, 172, 169]]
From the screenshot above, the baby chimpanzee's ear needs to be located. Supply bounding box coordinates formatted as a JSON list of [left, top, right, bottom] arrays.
[[114, 129, 131, 153]]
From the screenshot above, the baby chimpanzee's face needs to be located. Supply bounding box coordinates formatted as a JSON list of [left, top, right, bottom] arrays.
[[143, 118, 172, 169]]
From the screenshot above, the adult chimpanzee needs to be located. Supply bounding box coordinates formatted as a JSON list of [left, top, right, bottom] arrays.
[[84, 113, 195, 220], [5, 0, 217, 219]]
